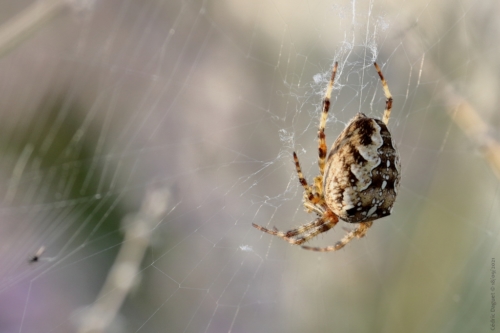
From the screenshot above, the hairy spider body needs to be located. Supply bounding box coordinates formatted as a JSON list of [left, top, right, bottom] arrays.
[[324, 113, 400, 223], [253, 62, 401, 252]]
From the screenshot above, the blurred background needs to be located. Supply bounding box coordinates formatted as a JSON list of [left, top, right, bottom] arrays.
[[0, 0, 499, 332]]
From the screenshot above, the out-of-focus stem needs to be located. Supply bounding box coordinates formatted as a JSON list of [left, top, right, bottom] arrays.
[[77, 187, 171, 333], [415, 54, 500, 179], [443, 86, 500, 178], [0, 0, 70, 58]]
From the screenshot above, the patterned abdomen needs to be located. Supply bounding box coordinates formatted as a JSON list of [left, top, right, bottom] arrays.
[[323, 113, 401, 223]]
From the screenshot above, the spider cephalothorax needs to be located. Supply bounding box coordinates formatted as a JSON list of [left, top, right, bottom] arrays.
[[253, 62, 401, 252]]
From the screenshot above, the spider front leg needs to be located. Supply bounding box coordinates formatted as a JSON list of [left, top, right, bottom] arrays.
[[301, 221, 373, 252], [293, 152, 315, 202], [293, 152, 324, 213]]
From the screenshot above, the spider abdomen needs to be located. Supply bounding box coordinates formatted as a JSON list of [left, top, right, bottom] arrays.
[[323, 113, 401, 223]]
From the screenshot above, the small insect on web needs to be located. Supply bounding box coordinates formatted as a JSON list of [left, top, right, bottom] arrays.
[[28, 246, 46, 263], [253, 62, 401, 252]]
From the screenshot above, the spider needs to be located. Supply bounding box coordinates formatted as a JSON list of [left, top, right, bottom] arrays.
[[253, 62, 401, 252]]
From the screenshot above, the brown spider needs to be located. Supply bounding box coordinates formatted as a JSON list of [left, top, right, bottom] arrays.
[[253, 62, 401, 252]]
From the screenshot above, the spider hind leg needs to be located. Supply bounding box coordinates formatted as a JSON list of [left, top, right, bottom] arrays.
[[318, 62, 338, 175], [373, 62, 393, 125], [301, 221, 373, 252], [252, 210, 339, 245]]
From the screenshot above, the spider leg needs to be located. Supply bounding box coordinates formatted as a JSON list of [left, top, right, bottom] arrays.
[[373, 62, 393, 125], [252, 218, 321, 239], [318, 61, 338, 176], [293, 152, 315, 202], [289, 218, 338, 245], [312, 175, 324, 199], [301, 221, 373, 252], [252, 212, 338, 245]]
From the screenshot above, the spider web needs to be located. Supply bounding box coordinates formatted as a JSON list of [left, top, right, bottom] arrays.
[[0, 0, 499, 332]]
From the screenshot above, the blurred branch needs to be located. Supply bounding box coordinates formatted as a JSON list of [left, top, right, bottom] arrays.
[[410, 52, 500, 179], [0, 0, 70, 58], [443, 87, 500, 178], [392, 21, 500, 180], [77, 187, 171, 333]]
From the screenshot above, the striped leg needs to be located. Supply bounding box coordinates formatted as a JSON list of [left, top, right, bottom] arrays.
[[288, 218, 338, 245], [302, 221, 373, 252], [252, 216, 323, 240], [318, 61, 338, 176], [253, 215, 339, 245], [293, 152, 314, 202], [374, 63, 393, 125]]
